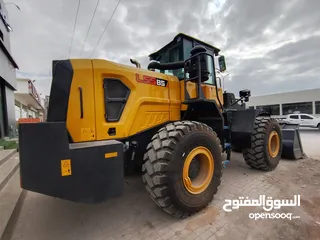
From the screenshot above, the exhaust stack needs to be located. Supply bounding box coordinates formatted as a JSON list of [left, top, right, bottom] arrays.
[[130, 59, 141, 68]]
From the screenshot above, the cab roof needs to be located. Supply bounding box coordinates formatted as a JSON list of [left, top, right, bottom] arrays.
[[149, 33, 221, 59]]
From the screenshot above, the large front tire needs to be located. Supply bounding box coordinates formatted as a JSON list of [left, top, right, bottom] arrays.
[[243, 117, 282, 171], [142, 121, 223, 218]]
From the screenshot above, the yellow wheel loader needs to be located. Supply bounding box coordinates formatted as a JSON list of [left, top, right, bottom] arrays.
[[18, 33, 304, 218]]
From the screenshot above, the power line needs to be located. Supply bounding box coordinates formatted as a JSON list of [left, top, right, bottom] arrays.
[[79, 0, 100, 57], [68, 0, 81, 58], [89, 0, 121, 58]]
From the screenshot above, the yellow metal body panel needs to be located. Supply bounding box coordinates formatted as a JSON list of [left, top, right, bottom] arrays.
[[168, 75, 181, 121], [201, 85, 224, 107], [180, 81, 224, 110], [67, 60, 96, 142], [66, 59, 224, 142], [91, 60, 180, 140]]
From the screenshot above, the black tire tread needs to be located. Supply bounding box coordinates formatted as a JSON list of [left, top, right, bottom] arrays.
[[142, 121, 223, 218], [243, 117, 281, 171]]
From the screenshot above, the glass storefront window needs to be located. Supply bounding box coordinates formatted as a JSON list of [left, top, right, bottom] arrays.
[[15, 105, 20, 121], [256, 104, 280, 115], [282, 102, 312, 115], [315, 101, 320, 114]]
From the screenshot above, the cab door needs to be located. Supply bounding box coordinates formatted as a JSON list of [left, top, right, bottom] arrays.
[[287, 114, 300, 125], [300, 114, 315, 127], [200, 57, 224, 107]]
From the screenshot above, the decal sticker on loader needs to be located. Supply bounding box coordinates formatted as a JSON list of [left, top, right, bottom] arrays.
[[105, 152, 118, 159], [81, 128, 95, 141], [135, 74, 168, 87], [61, 159, 71, 176]]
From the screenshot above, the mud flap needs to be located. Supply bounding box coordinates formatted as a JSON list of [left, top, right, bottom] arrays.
[[280, 124, 305, 160]]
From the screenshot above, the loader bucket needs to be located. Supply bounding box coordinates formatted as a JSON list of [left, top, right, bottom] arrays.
[[280, 124, 305, 160]]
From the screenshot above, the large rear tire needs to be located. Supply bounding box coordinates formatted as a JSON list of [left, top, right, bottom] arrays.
[[142, 121, 223, 218], [243, 117, 282, 171]]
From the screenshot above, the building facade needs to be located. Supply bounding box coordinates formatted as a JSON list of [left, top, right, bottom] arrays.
[[43, 95, 49, 120], [248, 88, 320, 117], [14, 79, 44, 122], [0, 0, 19, 138]]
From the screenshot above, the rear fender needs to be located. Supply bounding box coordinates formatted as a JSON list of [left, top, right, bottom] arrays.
[[226, 109, 256, 149]]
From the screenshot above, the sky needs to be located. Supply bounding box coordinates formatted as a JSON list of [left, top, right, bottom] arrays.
[[4, 0, 320, 97]]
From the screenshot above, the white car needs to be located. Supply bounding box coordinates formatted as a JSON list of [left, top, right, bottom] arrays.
[[285, 114, 320, 129]]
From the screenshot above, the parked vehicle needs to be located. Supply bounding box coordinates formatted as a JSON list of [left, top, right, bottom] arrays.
[[285, 114, 320, 129]]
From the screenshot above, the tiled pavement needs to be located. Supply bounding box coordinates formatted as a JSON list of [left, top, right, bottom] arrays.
[[6, 130, 320, 240]]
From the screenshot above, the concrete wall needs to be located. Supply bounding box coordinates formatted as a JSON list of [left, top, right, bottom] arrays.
[[248, 88, 320, 106], [0, 47, 16, 89], [16, 79, 29, 93], [5, 85, 16, 137], [248, 88, 320, 117], [0, 0, 11, 50]]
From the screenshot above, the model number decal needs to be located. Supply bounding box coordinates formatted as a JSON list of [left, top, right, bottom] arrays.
[[135, 74, 168, 87]]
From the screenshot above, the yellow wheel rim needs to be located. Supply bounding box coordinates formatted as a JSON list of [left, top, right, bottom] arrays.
[[182, 146, 214, 195], [268, 131, 280, 158]]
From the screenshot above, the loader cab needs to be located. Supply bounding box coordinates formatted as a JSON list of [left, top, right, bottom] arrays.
[[148, 33, 226, 104], [148, 33, 224, 84]]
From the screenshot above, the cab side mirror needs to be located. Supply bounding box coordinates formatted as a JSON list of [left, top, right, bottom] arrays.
[[218, 55, 226, 72], [239, 89, 251, 102]]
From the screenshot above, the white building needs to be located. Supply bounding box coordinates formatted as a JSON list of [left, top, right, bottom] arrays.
[[14, 78, 44, 121], [0, 0, 19, 138], [247, 88, 320, 117]]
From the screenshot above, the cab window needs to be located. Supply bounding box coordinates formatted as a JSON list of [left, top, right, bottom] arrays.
[[157, 45, 184, 78], [289, 115, 299, 119], [301, 115, 313, 119], [204, 56, 215, 85], [183, 39, 193, 60], [155, 40, 216, 84]]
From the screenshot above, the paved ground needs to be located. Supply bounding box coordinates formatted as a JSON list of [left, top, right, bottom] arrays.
[[5, 129, 320, 240]]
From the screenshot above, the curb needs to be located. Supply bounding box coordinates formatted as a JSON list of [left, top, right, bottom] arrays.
[[0, 149, 23, 240], [0, 149, 17, 168], [0, 190, 27, 240]]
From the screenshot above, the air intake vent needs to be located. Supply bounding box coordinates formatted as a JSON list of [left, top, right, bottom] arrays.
[[103, 78, 130, 122]]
